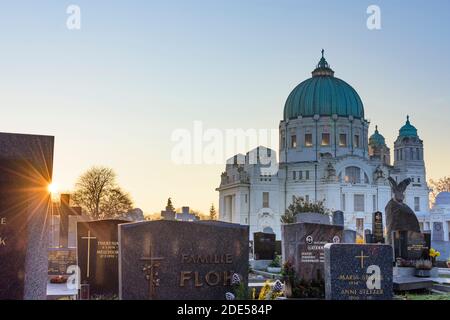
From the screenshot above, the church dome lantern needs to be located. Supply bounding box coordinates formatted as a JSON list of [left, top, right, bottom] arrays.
[[369, 125, 386, 147], [283, 50, 365, 120], [399, 115, 418, 138]]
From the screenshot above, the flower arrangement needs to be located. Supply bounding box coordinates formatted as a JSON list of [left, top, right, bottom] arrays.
[[429, 248, 441, 266], [225, 274, 284, 300], [225, 273, 248, 300], [429, 248, 440, 259], [257, 280, 284, 300]]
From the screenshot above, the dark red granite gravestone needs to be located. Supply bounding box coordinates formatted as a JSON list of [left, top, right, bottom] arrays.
[[282, 222, 343, 282], [0, 132, 54, 300]]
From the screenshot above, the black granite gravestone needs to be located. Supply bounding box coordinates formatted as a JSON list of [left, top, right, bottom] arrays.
[[0, 132, 54, 300], [332, 211, 344, 226], [282, 222, 343, 282], [77, 219, 127, 297], [253, 232, 276, 260], [324, 244, 393, 300], [372, 211, 384, 243], [119, 220, 248, 300], [393, 230, 429, 260], [365, 229, 373, 244]]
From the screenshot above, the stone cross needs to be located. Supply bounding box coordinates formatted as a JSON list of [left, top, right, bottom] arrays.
[[140, 246, 165, 300]]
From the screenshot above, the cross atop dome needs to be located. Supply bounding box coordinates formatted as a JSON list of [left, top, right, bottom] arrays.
[[312, 49, 334, 77]]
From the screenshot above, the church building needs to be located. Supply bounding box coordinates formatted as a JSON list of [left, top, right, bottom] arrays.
[[217, 51, 431, 240]]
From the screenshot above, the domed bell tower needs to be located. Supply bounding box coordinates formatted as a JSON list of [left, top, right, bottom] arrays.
[[369, 125, 390, 165]]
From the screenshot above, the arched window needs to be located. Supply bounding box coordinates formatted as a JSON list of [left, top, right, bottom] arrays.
[[345, 166, 361, 183], [341, 166, 369, 184]]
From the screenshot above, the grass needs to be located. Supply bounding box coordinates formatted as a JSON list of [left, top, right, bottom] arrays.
[[396, 293, 450, 300]]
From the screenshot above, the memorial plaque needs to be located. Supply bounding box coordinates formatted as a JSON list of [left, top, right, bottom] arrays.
[[324, 244, 393, 300], [77, 219, 127, 297], [119, 220, 248, 300], [0, 133, 54, 300], [282, 222, 343, 282]]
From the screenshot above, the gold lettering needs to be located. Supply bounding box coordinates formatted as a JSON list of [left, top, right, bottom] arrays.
[[0, 217, 6, 225], [0, 237, 6, 246], [223, 271, 232, 285], [180, 271, 191, 287], [205, 271, 220, 286], [194, 272, 203, 287], [181, 254, 189, 263], [226, 254, 232, 264]]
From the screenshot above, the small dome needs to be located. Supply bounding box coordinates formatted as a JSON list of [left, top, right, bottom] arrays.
[[399, 115, 418, 137], [283, 50, 364, 120], [435, 192, 450, 206], [369, 125, 386, 147]]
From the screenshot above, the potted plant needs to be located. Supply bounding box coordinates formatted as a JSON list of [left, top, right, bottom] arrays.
[[267, 256, 282, 273], [415, 259, 433, 277]]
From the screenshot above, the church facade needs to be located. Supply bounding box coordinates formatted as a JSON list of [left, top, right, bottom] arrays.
[[216, 52, 431, 240]]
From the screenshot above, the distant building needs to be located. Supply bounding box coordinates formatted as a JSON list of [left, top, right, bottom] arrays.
[[217, 51, 430, 240]]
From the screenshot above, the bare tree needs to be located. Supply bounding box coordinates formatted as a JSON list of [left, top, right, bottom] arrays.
[[72, 166, 133, 219], [429, 176, 450, 204]]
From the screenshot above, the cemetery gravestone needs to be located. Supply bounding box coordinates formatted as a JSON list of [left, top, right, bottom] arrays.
[[393, 230, 429, 260], [48, 248, 77, 275], [432, 222, 444, 241], [372, 211, 384, 243], [364, 229, 373, 244], [343, 230, 357, 244], [332, 211, 344, 226], [282, 222, 343, 282], [0, 132, 54, 300], [324, 244, 393, 300], [119, 220, 248, 300], [77, 219, 127, 297], [253, 232, 276, 260], [295, 212, 330, 225]]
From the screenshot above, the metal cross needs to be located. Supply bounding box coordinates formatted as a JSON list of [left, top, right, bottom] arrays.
[[140, 246, 165, 300], [81, 230, 97, 278]]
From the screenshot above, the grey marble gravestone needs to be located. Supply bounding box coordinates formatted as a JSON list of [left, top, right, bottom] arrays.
[[0, 132, 54, 300], [77, 219, 128, 297], [282, 222, 343, 282], [119, 220, 248, 300], [295, 212, 330, 225], [343, 230, 357, 244], [324, 244, 393, 300]]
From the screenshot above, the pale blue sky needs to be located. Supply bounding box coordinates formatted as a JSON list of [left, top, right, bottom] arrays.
[[1, 1, 449, 214]]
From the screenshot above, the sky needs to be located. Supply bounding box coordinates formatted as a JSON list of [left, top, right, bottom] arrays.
[[0, 0, 449, 215]]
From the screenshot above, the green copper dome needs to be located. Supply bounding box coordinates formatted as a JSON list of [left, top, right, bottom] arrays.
[[399, 115, 418, 137], [283, 50, 364, 120], [369, 125, 386, 146]]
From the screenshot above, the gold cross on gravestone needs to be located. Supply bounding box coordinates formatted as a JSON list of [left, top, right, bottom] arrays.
[[140, 246, 165, 300], [355, 250, 370, 269], [81, 230, 97, 278]]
